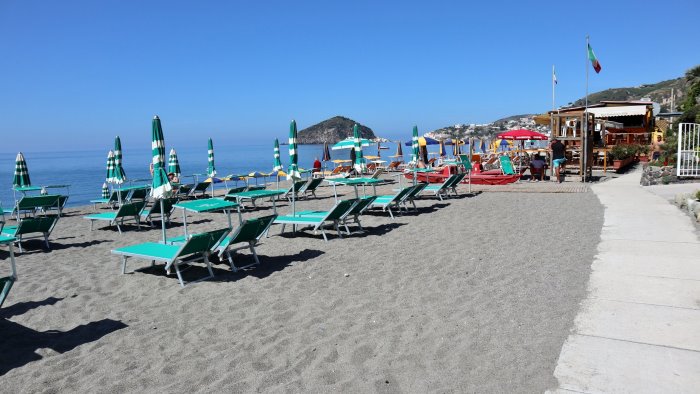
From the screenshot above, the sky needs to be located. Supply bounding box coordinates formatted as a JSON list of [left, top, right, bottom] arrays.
[[1, 0, 699, 153]]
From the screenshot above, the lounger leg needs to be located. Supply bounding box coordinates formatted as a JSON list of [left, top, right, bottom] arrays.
[[320, 226, 328, 242], [334, 221, 343, 239], [355, 215, 364, 232], [226, 250, 237, 272], [249, 242, 260, 265], [121, 256, 129, 274], [90, 220, 94, 231], [280, 224, 286, 234], [8, 243, 17, 279], [173, 261, 186, 287], [387, 207, 394, 219], [116, 223, 122, 234], [204, 254, 214, 280], [17, 235, 23, 253], [44, 233, 50, 249], [344, 218, 351, 235]]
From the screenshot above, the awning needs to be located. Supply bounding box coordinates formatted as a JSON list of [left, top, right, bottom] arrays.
[[587, 106, 648, 118]]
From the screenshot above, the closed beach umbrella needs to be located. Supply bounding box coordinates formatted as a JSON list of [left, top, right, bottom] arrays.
[[207, 138, 216, 177], [151, 115, 172, 243], [114, 136, 127, 181], [105, 150, 116, 183], [101, 182, 109, 199], [394, 141, 403, 158], [480, 138, 487, 153], [287, 120, 301, 215], [273, 138, 283, 172], [207, 138, 217, 196], [168, 148, 181, 177], [439, 139, 446, 157], [322, 142, 331, 162], [13, 152, 31, 188], [353, 124, 365, 174], [411, 126, 419, 163], [273, 138, 283, 190]]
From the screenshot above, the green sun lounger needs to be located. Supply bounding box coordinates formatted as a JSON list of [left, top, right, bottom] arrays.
[[274, 199, 357, 241], [8, 194, 62, 219], [283, 180, 309, 201], [83, 201, 146, 234], [370, 185, 415, 219], [216, 214, 277, 271], [299, 177, 323, 198], [112, 228, 230, 287], [403, 182, 428, 211], [189, 182, 212, 198], [296, 196, 377, 235], [0, 235, 18, 279], [126, 186, 150, 202], [90, 189, 130, 210], [225, 189, 286, 212], [423, 173, 467, 201], [1, 216, 59, 253], [140, 197, 178, 226], [499, 155, 517, 175]]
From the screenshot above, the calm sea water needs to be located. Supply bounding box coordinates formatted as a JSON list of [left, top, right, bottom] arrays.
[[0, 143, 408, 208]]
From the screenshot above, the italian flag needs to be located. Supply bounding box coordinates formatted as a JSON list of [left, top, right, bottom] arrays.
[[588, 43, 602, 73]]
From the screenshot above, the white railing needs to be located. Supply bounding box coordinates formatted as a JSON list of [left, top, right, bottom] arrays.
[[677, 123, 700, 177]]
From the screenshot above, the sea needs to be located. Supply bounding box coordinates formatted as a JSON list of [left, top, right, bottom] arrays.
[[0, 143, 411, 209]]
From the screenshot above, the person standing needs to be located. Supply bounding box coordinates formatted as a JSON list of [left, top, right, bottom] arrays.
[[550, 138, 566, 183], [312, 157, 322, 173]]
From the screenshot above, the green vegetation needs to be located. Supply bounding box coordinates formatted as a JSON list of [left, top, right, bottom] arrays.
[[610, 144, 645, 160], [571, 78, 684, 109]]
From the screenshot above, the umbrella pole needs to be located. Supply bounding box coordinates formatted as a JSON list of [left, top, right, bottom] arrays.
[[160, 199, 167, 243]]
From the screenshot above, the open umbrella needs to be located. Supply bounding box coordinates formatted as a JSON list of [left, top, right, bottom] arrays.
[[114, 136, 127, 181], [13, 152, 31, 188], [496, 129, 548, 140], [168, 148, 181, 177], [151, 115, 173, 243], [353, 124, 365, 174], [411, 126, 419, 163], [332, 137, 372, 150], [273, 138, 283, 190], [287, 120, 301, 215]]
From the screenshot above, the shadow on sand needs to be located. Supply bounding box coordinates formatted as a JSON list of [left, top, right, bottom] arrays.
[[0, 297, 127, 376]]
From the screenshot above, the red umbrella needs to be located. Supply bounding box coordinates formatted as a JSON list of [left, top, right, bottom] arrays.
[[497, 129, 548, 140]]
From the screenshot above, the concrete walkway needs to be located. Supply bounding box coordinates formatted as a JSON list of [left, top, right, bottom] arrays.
[[551, 168, 700, 393]]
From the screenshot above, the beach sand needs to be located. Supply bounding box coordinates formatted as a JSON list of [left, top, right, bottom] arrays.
[[0, 177, 603, 392]]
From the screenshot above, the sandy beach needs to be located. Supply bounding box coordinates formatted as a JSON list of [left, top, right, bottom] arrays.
[[1, 177, 603, 392]]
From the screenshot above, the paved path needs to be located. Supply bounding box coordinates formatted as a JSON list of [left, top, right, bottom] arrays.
[[551, 168, 700, 393]]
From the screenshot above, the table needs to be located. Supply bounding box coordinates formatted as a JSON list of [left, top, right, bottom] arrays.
[[325, 178, 384, 201], [172, 198, 241, 237], [0, 235, 17, 279]]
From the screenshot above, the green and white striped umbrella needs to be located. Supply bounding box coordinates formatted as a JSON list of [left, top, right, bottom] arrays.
[[207, 138, 216, 177], [287, 120, 301, 181], [272, 138, 283, 172], [13, 152, 31, 188], [151, 115, 172, 199], [101, 182, 110, 199], [168, 148, 181, 177], [331, 137, 373, 150], [411, 125, 420, 163], [105, 150, 117, 183], [114, 135, 127, 181], [353, 124, 365, 173]]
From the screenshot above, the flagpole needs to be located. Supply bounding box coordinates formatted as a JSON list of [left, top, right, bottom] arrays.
[[583, 35, 590, 182]]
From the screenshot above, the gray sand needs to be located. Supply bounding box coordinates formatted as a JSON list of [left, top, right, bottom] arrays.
[[0, 178, 603, 392]]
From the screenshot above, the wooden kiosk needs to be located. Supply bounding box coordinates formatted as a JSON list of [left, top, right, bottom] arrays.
[[549, 111, 595, 181]]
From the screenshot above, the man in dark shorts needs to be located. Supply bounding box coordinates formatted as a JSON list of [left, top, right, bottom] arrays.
[[549, 138, 566, 183]]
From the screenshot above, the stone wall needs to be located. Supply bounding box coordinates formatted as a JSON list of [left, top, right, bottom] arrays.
[[673, 192, 700, 222], [640, 164, 678, 186]]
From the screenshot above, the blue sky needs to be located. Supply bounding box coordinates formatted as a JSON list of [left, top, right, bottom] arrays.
[[1, 0, 699, 153]]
